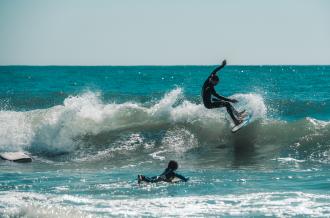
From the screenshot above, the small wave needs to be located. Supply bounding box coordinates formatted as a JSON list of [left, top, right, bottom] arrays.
[[268, 98, 330, 119]]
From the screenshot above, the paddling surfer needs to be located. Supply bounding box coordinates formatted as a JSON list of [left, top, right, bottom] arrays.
[[138, 160, 188, 183]]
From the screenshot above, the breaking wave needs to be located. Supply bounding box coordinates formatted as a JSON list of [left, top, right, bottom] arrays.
[[0, 88, 329, 164]]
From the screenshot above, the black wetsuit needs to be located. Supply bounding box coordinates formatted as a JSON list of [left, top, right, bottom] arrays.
[[139, 168, 188, 183], [202, 65, 239, 124]]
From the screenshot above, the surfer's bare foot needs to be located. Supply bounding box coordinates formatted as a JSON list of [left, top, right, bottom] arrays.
[[238, 115, 246, 120], [238, 110, 246, 116], [237, 110, 247, 119], [235, 119, 243, 126]]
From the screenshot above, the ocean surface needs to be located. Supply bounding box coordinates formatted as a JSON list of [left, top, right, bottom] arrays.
[[0, 65, 329, 217]]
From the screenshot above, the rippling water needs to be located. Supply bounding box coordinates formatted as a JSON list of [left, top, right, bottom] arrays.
[[0, 66, 329, 217]]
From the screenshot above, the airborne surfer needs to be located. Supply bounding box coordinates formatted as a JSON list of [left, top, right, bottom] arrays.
[[202, 60, 245, 126]]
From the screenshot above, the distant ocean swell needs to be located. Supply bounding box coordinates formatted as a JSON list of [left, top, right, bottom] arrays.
[[0, 88, 329, 164]]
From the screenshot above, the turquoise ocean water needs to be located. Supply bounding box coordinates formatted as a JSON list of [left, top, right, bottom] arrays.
[[0, 66, 329, 217]]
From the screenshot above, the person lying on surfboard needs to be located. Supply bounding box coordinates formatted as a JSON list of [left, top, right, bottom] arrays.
[[202, 60, 245, 126], [138, 160, 188, 184]]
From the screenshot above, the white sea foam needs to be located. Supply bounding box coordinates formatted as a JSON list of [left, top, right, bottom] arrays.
[[1, 191, 329, 217], [232, 93, 267, 120]]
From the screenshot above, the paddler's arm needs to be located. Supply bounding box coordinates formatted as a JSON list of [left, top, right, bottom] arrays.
[[174, 173, 189, 182]]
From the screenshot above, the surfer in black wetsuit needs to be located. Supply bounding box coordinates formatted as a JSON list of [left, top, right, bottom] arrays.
[[202, 60, 244, 126], [138, 160, 188, 183]]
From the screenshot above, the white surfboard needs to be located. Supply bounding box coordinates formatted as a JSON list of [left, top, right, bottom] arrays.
[[231, 115, 251, 133], [171, 176, 183, 183], [0, 152, 32, 163], [138, 175, 185, 184]]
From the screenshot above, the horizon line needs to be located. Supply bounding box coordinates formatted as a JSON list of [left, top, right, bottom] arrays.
[[1, 64, 330, 67]]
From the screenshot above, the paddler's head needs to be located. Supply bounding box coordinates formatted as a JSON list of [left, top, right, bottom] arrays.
[[168, 160, 178, 171]]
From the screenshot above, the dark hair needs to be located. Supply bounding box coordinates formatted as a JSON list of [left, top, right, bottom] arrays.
[[168, 160, 178, 170], [211, 75, 219, 81]]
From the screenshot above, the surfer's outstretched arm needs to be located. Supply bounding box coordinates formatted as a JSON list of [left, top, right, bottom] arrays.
[[210, 60, 226, 77], [174, 173, 189, 182]]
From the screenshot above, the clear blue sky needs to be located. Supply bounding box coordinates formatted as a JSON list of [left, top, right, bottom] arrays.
[[0, 0, 329, 65]]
